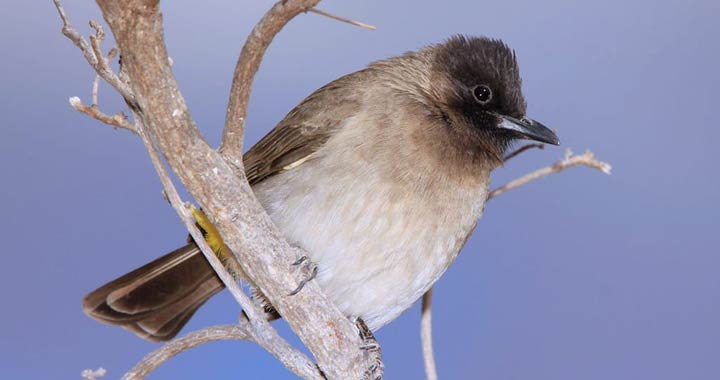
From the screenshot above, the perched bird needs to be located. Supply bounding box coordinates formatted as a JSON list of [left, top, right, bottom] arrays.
[[83, 35, 559, 341]]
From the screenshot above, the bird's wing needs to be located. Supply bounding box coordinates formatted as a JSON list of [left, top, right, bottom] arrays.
[[243, 72, 366, 185]]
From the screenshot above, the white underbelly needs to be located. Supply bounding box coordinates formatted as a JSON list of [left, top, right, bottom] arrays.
[[253, 161, 488, 330]]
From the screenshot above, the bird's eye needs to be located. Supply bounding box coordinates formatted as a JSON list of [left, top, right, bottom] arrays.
[[472, 85, 493, 104]]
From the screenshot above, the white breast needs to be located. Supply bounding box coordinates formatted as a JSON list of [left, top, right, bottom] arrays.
[[253, 144, 489, 330]]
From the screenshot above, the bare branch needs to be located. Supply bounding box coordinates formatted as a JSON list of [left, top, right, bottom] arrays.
[[238, 315, 325, 380], [88, 20, 107, 71], [70, 0, 373, 377], [309, 8, 376, 30], [68, 97, 135, 133], [489, 149, 611, 199], [52, 0, 133, 102], [219, 0, 321, 171], [421, 290, 438, 380], [122, 325, 250, 380], [503, 143, 545, 162], [92, 47, 118, 106], [123, 318, 323, 380]]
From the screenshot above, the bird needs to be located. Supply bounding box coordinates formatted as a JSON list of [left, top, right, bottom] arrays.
[[83, 35, 559, 342]]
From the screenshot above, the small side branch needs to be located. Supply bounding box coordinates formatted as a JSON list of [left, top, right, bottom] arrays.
[[309, 8, 376, 30], [69, 97, 134, 133], [91, 44, 118, 105], [122, 319, 323, 380], [220, 0, 321, 170], [489, 149, 611, 200], [421, 290, 438, 380], [52, 0, 133, 101], [122, 325, 249, 380]]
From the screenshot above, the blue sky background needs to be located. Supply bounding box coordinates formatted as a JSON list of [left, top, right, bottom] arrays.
[[1, 0, 719, 379]]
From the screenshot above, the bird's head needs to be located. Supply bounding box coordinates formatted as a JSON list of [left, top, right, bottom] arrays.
[[426, 36, 559, 161]]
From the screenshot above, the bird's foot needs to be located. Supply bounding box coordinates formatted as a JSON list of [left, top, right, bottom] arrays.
[[356, 317, 384, 380], [288, 255, 318, 296]]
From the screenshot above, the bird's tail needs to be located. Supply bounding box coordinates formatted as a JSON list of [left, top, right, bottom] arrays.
[[82, 243, 224, 342]]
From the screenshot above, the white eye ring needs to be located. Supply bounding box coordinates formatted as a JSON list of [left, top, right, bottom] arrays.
[[472, 85, 493, 104]]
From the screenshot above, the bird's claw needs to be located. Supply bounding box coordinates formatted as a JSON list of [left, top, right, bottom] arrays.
[[291, 255, 308, 266], [288, 255, 318, 296], [356, 317, 384, 380]]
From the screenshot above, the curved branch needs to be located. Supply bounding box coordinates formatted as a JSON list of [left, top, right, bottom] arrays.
[[489, 149, 611, 199], [122, 325, 250, 380], [220, 0, 321, 170], [52, 0, 133, 101], [68, 97, 134, 133], [309, 8, 376, 30], [123, 319, 323, 380]]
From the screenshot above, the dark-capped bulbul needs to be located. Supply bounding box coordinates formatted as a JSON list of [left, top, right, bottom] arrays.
[[83, 35, 559, 341]]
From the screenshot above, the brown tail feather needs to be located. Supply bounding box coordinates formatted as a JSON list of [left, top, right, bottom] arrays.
[[83, 244, 224, 342]]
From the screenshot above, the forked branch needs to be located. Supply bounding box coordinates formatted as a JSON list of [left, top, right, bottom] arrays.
[[57, 0, 373, 378], [56, 0, 610, 379], [489, 149, 611, 199], [52, 0, 132, 101]]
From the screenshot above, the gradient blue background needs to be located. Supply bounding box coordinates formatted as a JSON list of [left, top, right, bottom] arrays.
[[2, 0, 719, 379]]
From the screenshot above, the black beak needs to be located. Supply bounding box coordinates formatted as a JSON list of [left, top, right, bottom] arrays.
[[497, 115, 560, 145]]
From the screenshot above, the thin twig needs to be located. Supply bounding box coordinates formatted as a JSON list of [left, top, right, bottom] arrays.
[[421, 289, 438, 380], [92, 74, 101, 106], [132, 118, 262, 321], [52, 0, 134, 102], [238, 314, 324, 380], [122, 319, 322, 380], [489, 149, 612, 200], [92, 48, 118, 105], [219, 0, 321, 172], [309, 8, 376, 30], [88, 21, 106, 68], [122, 325, 249, 380], [69, 97, 135, 133], [504, 143, 545, 162]]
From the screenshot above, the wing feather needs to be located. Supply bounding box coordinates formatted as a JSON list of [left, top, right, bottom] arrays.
[[243, 71, 367, 185]]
